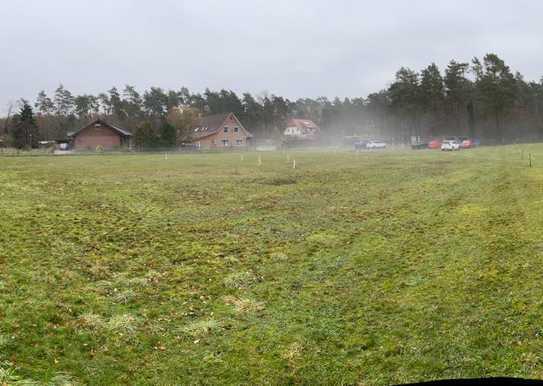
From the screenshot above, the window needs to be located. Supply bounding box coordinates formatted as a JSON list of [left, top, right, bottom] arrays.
[[236, 139, 243, 145], [234, 127, 239, 133], [222, 139, 229, 146], [224, 127, 229, 133]]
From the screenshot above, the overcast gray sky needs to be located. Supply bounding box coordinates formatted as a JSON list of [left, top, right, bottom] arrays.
[[1, 0, 542, 113]]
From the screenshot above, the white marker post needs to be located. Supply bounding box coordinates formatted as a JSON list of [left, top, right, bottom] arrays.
[[165, 152, 168, 160], [293, 159, 296, 169], [241, 154, 244, 161], [258, 155, 262, 166]]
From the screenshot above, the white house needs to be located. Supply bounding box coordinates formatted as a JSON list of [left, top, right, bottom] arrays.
[[284, 118, 320, 139]]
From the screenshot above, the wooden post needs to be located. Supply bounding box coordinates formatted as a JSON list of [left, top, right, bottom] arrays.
[[530, 153, 532, 168]]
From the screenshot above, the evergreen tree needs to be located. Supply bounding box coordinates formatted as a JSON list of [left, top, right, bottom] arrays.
[[122, 85, 143, 121], [35, 91, 55, 115], [133, 121, 157, 149], [444, 61, 473, 134], [241, 92, 262, 132], [54, 84, 75, 116], [167, 90, 182, 110], [420, 63, 445, 114], [74, 95, 94, 119], [472, 54, 516, 140], [98, 93, 112, 115], [108, 87, 125, 119], [11, 100, 39, 149], [159, 121, 176, 147], [389, 67, 421, 137], [143, 87, 168, 117]]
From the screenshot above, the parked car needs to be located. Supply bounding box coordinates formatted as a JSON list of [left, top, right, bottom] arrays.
[[441, 140, 461, 151], [428, 139, 442, 149], [461, 138, 474, 148], [366, 140, 387, 149], [344, 136, 363, 147], [412, 142, 428, 150], [354, 140, 369, 151]]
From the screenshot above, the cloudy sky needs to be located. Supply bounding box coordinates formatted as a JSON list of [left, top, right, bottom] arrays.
[[1, 0, 542, 113]]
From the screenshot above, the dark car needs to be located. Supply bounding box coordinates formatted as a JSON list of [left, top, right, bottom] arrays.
[[354, 140, 369, 151]]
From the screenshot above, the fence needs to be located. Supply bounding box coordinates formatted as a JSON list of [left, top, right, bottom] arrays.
[[0, 145, 256, 157]]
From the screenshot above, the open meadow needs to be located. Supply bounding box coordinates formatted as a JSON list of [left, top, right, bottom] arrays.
[[2, 146, 543, 385]]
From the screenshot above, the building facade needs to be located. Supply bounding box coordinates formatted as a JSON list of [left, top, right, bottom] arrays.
[[191, 113, 252, 148], [70, 119, 132, 150], [284, 118, 320, 140]]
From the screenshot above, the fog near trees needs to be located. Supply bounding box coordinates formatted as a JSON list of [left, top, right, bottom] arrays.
[[3, 53, 543, 147]]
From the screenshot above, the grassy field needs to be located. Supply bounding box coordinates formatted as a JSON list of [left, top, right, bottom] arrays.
[[1, 146, 543, 385]]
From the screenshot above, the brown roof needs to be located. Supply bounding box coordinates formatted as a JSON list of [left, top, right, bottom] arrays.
[[192, 113, 252, 139], [69, 119, 132, 138]]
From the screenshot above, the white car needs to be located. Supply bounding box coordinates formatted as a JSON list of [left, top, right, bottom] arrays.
[[366, 140, 387, 150], [441, 140, 461, 151]]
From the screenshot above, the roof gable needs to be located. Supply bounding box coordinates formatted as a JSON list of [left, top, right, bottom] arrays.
[[70, 119, 132, 138], [192, 113, 252, 139], [287, 118, 320, 130], [226, 113, 253, 138]]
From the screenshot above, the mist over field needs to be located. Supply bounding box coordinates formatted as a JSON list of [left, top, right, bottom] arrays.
[[3, 1, 543, 385]]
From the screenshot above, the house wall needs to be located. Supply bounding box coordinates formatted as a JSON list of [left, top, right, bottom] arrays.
[[285, 126, 318, 138], [73, 125, 122, 150], [195, 115, 251, 148], [285, 126, 302, 136]]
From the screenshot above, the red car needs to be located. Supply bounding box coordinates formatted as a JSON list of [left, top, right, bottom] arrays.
[[428, 139, 442, 149], [461, 139, 474, 148]]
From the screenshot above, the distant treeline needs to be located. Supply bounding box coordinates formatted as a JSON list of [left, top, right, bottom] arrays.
[[2, 53, 543, 148]]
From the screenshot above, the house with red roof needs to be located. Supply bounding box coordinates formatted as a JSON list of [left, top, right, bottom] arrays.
[[284, 118, 320, 140]]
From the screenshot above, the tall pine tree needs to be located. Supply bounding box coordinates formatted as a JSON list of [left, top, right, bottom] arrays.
[[11, 100, 39, 149]]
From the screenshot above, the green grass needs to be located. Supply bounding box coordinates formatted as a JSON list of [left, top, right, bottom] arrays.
[[1, 146, 543, 385]]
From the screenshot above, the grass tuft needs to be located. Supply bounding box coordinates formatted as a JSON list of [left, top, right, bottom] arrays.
[[224, 296, 265, 314], [181, 319, 222, 338], [223, 271, 257, 289], [105, 314, 139, 335]]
